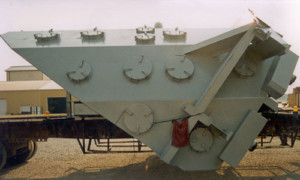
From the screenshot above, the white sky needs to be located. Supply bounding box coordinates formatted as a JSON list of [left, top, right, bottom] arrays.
[[0, 0, 299, 93]]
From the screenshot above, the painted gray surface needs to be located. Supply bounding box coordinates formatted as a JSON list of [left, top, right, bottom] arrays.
[[73, 102, 98, 116], [1, 19, 298, 170], [219, 109, 267, 168], [262, 52, 299, 99]]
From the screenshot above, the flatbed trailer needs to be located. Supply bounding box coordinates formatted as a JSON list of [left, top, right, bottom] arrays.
[[0, 113, 151, 170], [260, 111, 300, 148], [0, 114, 128, 140]]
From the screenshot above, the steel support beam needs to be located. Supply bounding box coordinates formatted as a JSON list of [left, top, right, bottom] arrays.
[[183, 24, 257, 115]]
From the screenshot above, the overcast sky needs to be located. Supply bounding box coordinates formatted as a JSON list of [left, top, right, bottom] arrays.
[[0, 0, 299, 93]]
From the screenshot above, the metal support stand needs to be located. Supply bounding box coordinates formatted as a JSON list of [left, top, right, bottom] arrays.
[[76, 137, 150, 154], [66, 91, 72, 118]]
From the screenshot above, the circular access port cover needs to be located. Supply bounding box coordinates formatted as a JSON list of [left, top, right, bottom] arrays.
[[166, 56, 194, 80], [163, 28, 186, 39], [124, 103, 154, 135], [123, 56, 152, 81], [135, 33, 155, 43], [80, 30, 104, 40], [136, 25, 155, 34], [67, 60, 92, 82], [190, 128, 213, 152], [234, 56, 257, 78], [34, 29, 60, 42]]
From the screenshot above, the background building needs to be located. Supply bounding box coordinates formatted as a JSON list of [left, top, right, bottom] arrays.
[[288, 87, 300, 108], [0, 66, 70, 115]]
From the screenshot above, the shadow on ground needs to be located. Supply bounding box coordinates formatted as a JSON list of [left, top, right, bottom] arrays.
[[35, 155, 300, 180], [0, 161, 28, 176]]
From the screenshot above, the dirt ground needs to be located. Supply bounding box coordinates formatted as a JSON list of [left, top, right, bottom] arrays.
[[0, 137, 299, 180]]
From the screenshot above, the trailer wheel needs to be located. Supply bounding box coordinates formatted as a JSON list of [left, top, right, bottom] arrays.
[[7, 140, 35, 165], [0, 141, 7, 170], [27, 140, 38, 160]]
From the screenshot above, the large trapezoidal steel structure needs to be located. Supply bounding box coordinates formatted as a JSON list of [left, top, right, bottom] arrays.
[[1, 18, 298, 170]]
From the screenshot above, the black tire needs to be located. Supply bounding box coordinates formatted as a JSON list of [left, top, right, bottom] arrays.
[[7, 150, 31, 165], [0, 141, 7, 170], [7, 140, 34, 165]]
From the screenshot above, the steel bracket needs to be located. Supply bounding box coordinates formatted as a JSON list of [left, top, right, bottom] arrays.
[[183, 24, 257, 116]]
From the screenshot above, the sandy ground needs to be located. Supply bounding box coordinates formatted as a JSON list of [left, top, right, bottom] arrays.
[[0, 137, 299, 180]]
